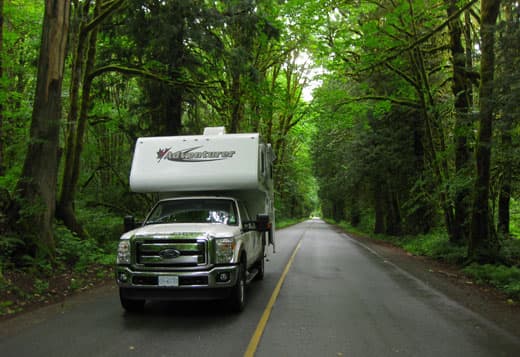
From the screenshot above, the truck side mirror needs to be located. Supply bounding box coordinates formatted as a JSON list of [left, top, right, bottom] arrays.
[[123, 215, 135, 232], [256, 214, 271, 232]]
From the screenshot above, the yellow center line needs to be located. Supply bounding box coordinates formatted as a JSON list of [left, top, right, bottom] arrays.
[[244, 239, 303, 357]]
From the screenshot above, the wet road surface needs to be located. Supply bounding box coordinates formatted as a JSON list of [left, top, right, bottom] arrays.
[[1, 220, 518, 356]]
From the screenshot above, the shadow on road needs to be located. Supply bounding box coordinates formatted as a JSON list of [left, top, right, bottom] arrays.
[[119, 288, 254, 332]]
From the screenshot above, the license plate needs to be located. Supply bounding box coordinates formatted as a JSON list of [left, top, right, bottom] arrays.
[[158, 276, 179, 287]]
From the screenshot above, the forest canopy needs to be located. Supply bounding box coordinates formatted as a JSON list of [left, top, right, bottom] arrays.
[[0, 0, 519, 272]]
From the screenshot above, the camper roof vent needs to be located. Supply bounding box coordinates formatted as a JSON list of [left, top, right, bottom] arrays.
[[203, 127, 226, 136]]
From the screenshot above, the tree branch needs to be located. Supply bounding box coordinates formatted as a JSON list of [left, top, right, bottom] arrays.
[[362, 0, 479, 72], [88, 64, 216, 89], [83, 0, 126, 34], [336, 96, 421, 110]]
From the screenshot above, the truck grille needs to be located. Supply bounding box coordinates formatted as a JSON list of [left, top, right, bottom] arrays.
[[135, 239, 207, 267]]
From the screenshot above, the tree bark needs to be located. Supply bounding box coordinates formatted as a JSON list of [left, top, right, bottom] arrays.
[[468, 0, 501, 263], [374, 188, 385, 234], [497, 2, 515, 238], [57, 0, 92, 238], [446, 0, 473, 244], [0, 0, 4, 176], [229, 72, 243, 133], [13, 0, 70, 259], [57, 0, 126, 236]]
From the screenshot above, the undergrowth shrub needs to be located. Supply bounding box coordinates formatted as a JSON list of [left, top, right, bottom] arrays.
[[77, 207, 124, 245], [0, 235, 24, 270], [463, 264, 520, 299], [398, 232, 466, 264], [501, 239, 520, 267], [54, 224, 114, 271]]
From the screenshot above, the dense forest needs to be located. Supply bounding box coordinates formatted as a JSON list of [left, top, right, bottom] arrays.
[[0, 0, 519, 307]]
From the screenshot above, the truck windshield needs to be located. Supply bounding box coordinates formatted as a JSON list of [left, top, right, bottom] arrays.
[[145, 199, 238, 225]]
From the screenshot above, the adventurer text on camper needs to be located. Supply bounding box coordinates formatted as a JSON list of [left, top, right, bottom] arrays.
[[157, 146, 236, 163]]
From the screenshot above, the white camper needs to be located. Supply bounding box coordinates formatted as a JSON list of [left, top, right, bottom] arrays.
[[116, 127, 275, 312]]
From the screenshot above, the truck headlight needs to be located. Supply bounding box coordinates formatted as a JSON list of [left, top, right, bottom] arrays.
[[117, 240, 131, 264], [215, 238, 235, 264]]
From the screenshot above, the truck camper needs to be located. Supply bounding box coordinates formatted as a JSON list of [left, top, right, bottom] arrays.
[[116, 127, 275, 312]]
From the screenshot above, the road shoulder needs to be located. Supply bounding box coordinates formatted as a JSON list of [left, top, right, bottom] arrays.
[[330, 224, 520, 339]]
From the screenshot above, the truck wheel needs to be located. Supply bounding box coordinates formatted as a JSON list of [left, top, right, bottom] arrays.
[[230, 260, 246, 312], [120, 289, 145, 312]]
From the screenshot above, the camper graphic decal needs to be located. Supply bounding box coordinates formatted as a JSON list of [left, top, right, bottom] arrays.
[[157, 146, 236, 163]]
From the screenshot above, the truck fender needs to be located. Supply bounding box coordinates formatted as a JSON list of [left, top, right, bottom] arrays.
[[233, 239, 246, 264]]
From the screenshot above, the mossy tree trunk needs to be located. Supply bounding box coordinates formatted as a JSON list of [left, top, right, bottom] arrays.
[[445, 0, 474, 244], [0, 0, 4, 176], [468, 0, 501, 263], [13, 0, 70, 259]]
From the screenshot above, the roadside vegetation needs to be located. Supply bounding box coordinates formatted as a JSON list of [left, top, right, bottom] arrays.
[[0, 208, 119, 317], [1, 0, 519, 317], [310, 0, 520, 301]]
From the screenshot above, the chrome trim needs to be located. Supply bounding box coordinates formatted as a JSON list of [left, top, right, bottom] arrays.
[[131, 236, 209, 271], [116, 265, 239, 289]]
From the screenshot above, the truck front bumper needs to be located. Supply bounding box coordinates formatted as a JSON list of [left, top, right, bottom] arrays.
[[115, 265, 239, 301]]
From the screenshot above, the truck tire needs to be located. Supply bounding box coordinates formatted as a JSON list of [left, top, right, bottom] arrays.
[[229, 260, 246, 312], [120, 289, 145, 312]]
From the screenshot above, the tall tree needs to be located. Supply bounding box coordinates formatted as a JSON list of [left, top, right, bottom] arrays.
[[57, 0, 125, 237], [0, 0, 4, 176], [12, 0, 70, 258], [445, 0, 475, 244], [468, 0, 501, 262], [496, 1, 519, 238], [121, 0, 211, 136]]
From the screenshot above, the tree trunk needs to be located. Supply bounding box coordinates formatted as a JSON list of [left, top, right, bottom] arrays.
[[57, 0, 92, 238], [468, 0, 501, 263], [0, 0, 4, 176], [374, 188, 385, 234], [13, 0, 70, 259], [497, 2, 515, 238], [332, 199, 344, 223], [57, 0, 125, 236], [229, 73, 243, 133], [446, 0, 473, 244], [350, 196, 361, 227], [385, 192, 402, 236], [165, 89, 182, 135], [497, 150, 511, 237]]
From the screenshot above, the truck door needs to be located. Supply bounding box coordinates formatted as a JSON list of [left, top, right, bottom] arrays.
[[238, 201, 261, 263]]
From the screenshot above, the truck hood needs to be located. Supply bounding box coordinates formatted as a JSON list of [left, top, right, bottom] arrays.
[[121, 223, 240, 239]]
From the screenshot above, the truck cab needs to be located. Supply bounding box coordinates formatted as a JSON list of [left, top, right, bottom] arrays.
[[116, 127, 274, 312]]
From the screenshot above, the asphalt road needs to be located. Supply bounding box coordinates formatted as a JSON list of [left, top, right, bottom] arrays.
[[1, 220, 519, 356]]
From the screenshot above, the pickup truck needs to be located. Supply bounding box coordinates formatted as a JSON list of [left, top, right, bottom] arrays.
[[116, 127, 275, 312]]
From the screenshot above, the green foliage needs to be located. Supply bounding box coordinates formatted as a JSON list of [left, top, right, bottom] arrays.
[[33, 278, 49, 295], [463, 264, 520, 299], [54, 224, 114, 272], [0, 300, 20, 316], [398, 233, 467, 265], [1, 0, 518, 305], [69, 277, 84, 292], [1, 0, 43, 171], [275, 121, 319, 219], [510, 199, 520, 238], [0, 234, 24, 268], [335, 220, 466, 264], [77, 207, 124, 246], [276, 217, 306, 229], [501, 238, 520, 267]]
